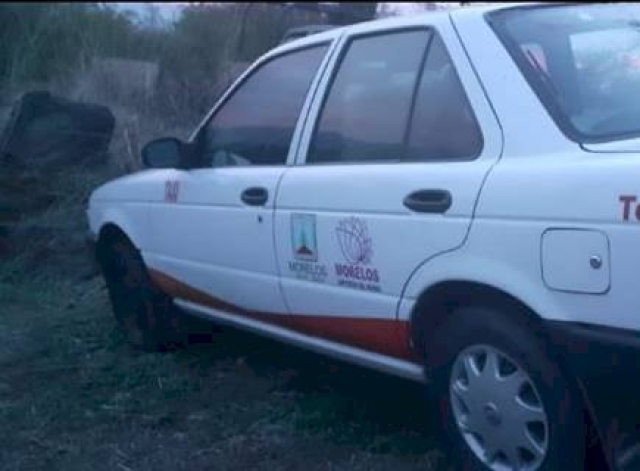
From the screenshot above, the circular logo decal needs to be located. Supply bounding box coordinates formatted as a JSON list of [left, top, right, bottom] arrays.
[[336, 217, 373, 265]]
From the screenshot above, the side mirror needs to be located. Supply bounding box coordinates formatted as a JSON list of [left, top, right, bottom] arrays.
[[141, 137, 183, 169]]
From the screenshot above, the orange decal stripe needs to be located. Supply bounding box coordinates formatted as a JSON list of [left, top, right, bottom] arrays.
[[148, 268, 418, 361]]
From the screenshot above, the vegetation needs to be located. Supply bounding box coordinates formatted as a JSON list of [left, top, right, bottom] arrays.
[[0, 3, 140, 84], [0, 3, 375, 100]]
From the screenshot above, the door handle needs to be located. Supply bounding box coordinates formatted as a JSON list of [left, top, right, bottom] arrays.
[[403, 189, 452, 214], [241, 187, 268, 206]]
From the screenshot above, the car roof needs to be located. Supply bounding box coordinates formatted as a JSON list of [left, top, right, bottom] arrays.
[[285, 24, 336, 35], [279, 24, 339, 45], [268, 2, 565, 57]]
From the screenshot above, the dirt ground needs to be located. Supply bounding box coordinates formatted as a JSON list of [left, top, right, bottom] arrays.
[[0, 166, 450, 471]]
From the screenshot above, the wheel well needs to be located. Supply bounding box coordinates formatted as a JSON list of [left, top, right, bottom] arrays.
[[95, 223, 135, 268], [410, 281, 544, 359], [410, 281, 609, 469]]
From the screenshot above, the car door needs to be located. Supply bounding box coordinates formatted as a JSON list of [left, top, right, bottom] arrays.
[[274, 21, 502, 359], [143, 41, 333, 314]]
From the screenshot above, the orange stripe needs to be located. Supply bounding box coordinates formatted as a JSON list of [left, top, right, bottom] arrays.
[[148, 268, 418, 361]]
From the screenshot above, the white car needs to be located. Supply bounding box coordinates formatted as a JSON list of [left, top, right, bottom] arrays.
[[86, 3, 640, 470]]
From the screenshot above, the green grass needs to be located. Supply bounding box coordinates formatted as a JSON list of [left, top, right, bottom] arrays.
[[0, 268, 448, 470]]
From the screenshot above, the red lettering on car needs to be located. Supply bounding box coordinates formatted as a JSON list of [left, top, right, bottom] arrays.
[[165, 180, 180, 203]]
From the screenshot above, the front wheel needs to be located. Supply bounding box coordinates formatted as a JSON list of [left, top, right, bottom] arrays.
[[100, 238, 184, 351], [427, 306, 585, 471]]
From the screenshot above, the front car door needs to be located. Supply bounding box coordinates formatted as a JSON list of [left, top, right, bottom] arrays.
[[143, 40, 334, 314], [274, 18, 502, 361]]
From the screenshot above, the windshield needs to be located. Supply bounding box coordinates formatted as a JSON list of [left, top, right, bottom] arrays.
[[489, 4, 640, 142]]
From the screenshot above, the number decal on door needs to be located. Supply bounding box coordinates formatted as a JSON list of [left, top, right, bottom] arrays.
[[165, 180, 180, 203]]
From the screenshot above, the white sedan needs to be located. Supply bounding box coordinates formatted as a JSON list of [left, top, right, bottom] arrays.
[[88, 3, 640, 470]]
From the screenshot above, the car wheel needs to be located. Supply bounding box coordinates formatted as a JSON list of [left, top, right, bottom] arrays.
[[426, 306, 585, 471], [100, 238, 184, 351]]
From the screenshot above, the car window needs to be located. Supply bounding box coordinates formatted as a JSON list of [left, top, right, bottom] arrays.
[[201, 44, 329, 167], [405, 34, 483, 161], [489, 4, 640, 142], [307, 30, 431, 164]]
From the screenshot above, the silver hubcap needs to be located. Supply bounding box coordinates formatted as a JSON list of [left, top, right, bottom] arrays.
[[449, 345, 549, 471]]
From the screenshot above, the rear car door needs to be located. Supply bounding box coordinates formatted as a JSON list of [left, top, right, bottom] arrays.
[[144, 42, 332, 314], [274, 20, 502, 359]]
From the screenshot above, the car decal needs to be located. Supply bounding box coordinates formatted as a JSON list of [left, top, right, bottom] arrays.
[[165, 180, 180, 203], [619, 194, 639, 221], [148, 268, 417, 361], [334, 216, 381, 293], [291, 213, 318, 261], [289, 213, 328, 283]]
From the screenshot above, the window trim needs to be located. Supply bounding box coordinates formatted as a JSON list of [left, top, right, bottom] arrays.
[[302, 26, 485, 166], [189, 41, 332, 169], [401, 31, 434, 152], [486, 4, 640, 145]]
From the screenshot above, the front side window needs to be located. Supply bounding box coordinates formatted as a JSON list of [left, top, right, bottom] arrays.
[[489, 4, 640, 142], [201, 44, 328, 167]]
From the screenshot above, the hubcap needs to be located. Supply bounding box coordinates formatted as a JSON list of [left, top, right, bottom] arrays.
[[449, 345, 549, 471], [484, 402, 501, 427]]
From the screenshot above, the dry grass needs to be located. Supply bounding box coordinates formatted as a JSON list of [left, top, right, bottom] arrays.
[[107, 104, 193, 174], [59, 64, 196, 174]]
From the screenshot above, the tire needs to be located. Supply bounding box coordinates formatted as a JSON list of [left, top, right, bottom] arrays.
[[100, 238, 184, 351], [426, 306, 585, 471]]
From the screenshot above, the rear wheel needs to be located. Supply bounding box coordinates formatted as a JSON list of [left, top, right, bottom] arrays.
[[426, 306, 585, 471], [100, 238, 184, 351]]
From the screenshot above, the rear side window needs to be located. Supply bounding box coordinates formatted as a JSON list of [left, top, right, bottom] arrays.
[[405, 34, 483, 161], [307, 30, 430, 164], [307, 30, 482, 164], [202, 44, 328, 167]]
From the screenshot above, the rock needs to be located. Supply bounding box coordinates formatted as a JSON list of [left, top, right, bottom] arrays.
[[0, 91, 115, 170]]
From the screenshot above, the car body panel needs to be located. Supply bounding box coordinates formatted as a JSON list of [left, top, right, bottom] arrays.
[[143, 167, 288, 314]]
